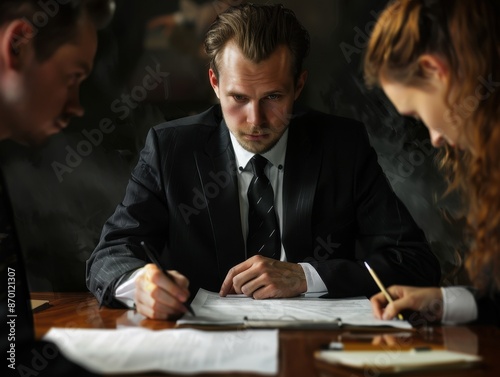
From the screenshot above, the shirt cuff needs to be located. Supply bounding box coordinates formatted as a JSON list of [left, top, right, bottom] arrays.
[[114, 268, 145, 309], [441, 286, 478, 325], [298, 263, 328, 293]]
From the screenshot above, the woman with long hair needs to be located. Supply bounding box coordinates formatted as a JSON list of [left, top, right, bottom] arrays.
[[364, 0, 500, 325]]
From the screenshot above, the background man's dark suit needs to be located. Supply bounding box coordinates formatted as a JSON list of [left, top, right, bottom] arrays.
[[1, 167, 97, 376], [86, 105, 441, 307]]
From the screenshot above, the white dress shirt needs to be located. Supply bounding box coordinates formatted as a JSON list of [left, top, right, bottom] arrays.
[[115, 127, 327, 308], [441, 286, 478, 324]]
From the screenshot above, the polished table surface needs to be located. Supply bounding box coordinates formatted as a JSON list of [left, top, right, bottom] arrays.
[[32, 292, 500, 377]]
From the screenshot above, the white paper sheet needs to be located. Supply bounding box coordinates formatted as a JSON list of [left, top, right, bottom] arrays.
[[177, 289, 412, 329], [315, 350, 482, 373], [43, 327, 278, 375]]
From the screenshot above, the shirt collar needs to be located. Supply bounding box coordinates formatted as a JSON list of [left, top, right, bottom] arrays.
[[229, 128, 288, 173]]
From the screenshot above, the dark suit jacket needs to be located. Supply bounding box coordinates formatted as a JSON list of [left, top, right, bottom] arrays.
[[0, 163, 97, 376], [86, 106, 441, 307], [475, 291, 500, 325]]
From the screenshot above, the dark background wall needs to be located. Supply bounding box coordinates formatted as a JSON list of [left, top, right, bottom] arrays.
[[0, 0, 468, 292]]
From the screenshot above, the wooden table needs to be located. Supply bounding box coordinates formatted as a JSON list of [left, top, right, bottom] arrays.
[[32, 292, 500, 377]]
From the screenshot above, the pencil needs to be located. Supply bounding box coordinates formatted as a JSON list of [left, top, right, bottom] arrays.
[[140, 241, 196, 316], [364, 261, 404, 320]]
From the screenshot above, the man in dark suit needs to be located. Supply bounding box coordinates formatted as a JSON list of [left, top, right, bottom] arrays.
[[0, 1, 114, 375], [86, 3, 441, 320]]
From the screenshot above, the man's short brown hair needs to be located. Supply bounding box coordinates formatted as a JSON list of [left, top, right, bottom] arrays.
[[0, 0, 115, 61], [204, 3, 310, 82]]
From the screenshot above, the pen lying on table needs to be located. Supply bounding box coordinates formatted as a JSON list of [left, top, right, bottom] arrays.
[[140, 241, 196, 316]]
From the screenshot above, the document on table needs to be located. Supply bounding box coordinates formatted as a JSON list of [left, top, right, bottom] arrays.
[[176, 289, 412, 329], [30, 299, 50, 312], [315, 350, 482, 373], [43, 327, 278, 375]]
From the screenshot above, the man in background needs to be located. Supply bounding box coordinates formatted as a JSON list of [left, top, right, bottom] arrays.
[[0, 0, 114, 375]]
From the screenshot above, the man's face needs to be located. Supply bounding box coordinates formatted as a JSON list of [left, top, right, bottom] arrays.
[[209, 43, 306, 154], [3, 16, 97, 146]]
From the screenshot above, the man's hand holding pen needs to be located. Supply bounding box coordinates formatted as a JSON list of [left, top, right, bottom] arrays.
[[134, 263, 192, 320], [135, 241, 196, 320]]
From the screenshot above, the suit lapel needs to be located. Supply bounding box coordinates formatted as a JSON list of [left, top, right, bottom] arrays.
[[282, 114, 322, 261], [194, 120, 245, 282]]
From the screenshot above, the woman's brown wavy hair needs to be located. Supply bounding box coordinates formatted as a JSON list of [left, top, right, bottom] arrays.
[[364, 0, 500, 294]]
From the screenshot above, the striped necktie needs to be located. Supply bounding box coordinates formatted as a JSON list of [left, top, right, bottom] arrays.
[[246, 154, 281, 259]]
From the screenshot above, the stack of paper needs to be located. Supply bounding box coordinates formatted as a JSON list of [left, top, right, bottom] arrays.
[[177, 289, 413, 330], [44, 327, 278, 375]]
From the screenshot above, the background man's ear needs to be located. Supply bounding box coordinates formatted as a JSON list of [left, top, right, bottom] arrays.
[[1, 20, 35, 70]]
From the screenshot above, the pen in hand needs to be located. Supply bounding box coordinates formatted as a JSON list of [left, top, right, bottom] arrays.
[[364, 261, 404, 320], [140, 241, 196, 316]]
